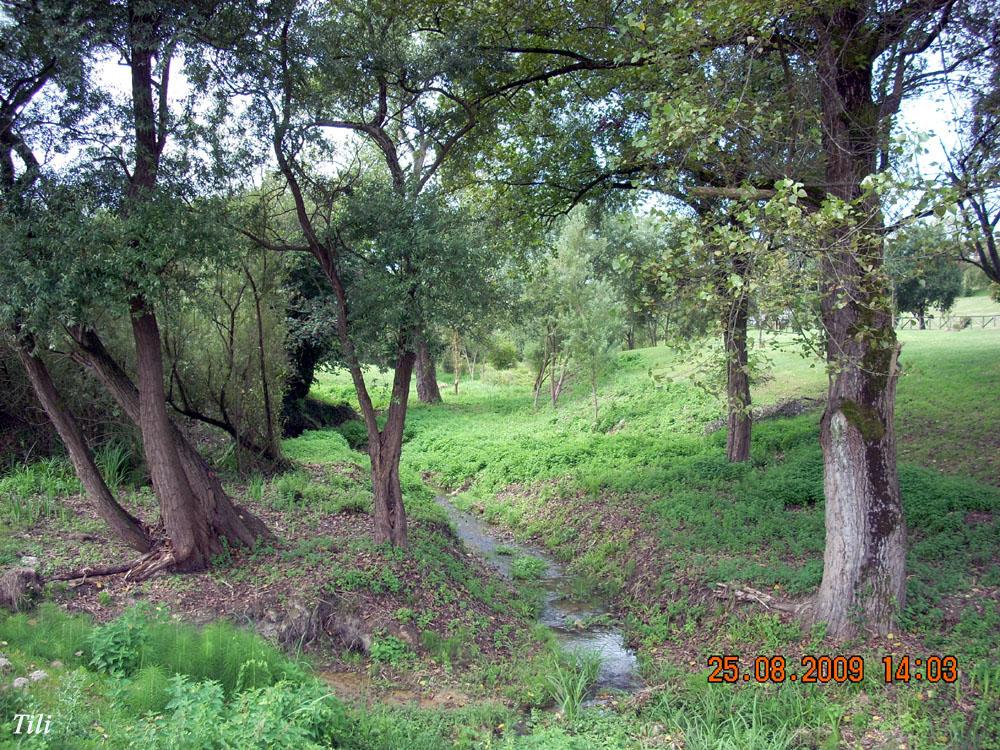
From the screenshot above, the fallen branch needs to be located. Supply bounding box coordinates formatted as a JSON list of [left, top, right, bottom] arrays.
[[714, 582, 808, 615], [49, 561, 140, 582], [45, 544, 176, 585]]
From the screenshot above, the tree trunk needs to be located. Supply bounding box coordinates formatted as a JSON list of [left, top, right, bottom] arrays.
[[130, 301, 215, 571], [917, 307, 926, 330], [71, 327, 273, 549], [626, 327, 635, 350], [811, 12, 906, 638], [414, 334, 442, 404], [313, 248, 412, 548], [724, 257, 752, 463], [367, 349, 415, 547], [16, 342, 151, 553]]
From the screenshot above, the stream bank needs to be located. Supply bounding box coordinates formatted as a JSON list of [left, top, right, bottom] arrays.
[[435, 496, 641, 695]]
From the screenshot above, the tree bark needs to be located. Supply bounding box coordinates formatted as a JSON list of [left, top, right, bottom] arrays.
[[723, 256, 752, 463], [245, 259, 279, 455], [367, 349, 415, 547], [414, 334, 442, 403], [130, 301, 215, 570], [70, 327, 273, 549], [916, 307, 926, 330], [810, 10, 906, 638], [16, 341, 151, 553], [451, 329, 462, 395]]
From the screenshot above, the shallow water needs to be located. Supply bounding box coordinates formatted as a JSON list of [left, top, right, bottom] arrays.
[[435, 497, 642, 693]]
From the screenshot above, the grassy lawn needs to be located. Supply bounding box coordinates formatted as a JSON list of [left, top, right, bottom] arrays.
[[303, 317, 1000, 747], [951, 289, 1000, 317]]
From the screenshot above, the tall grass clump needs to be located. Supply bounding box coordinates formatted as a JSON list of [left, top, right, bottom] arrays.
[[545, 650, 601, 720], [95, 442, 134, 489], [0, 603, 93, 664], [139, 617, 303, 693], [0, 457, 78, 526]]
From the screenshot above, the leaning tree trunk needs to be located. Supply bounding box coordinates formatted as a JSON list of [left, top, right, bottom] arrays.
[[16, 341, 151, 553], [810, 13, 907, 638], [414, 334, 442, 404], [131, 302, 217, 570], [366, 349, 415, 547], [723, 259, 752, 463], [70, 328, 272, 548]]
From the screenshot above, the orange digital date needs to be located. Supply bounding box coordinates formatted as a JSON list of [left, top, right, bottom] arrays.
[[707, 655, 864, 683], [707, 654, 959, 684]]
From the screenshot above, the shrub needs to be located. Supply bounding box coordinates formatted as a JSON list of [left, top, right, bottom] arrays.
[[487, 339, 519, 370], [336, 420, 369, 450], [90, 606, 149, 677]]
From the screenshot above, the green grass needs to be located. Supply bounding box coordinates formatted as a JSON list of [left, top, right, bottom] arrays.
[[3, 312, 996, 748], [0, 457, 78, 527], [950, 289, 1000, 317], [301, 323, 1000, 746], [308, 329, 1000, 661]]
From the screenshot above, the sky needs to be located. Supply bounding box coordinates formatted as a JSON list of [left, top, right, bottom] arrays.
[[82, 48, 970, 196]]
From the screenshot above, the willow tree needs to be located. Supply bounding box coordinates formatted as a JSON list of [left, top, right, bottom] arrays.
[[0, 1, 152, 552], [1, 0, 273, 574]]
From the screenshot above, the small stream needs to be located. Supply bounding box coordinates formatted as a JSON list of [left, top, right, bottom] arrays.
[[435, 497, 642, 694]]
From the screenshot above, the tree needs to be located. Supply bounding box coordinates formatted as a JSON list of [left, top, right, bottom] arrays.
[[1, 0, 274, 573], [0, 0, 151, 552], [888, 223, 964, 328], [208, 0, 593, 546], [523, 211, 622, 416], [595, 212, 673, 349], [484, 0, 993, 636], [160, 243, 288, 465], [643, 0, 999, 637], [944, 34, 1000, 288]]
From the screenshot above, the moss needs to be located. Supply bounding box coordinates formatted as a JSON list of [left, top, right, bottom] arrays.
[[862, 334, 896, 394], [840, 399, 886, 442]]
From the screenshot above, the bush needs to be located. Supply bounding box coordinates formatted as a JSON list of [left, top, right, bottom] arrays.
[[337, 419, 369, 449], [487, 339, 519, 370]]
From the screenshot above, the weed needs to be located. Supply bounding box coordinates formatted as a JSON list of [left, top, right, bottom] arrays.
[[90, 605, 150, 677], [511, 555, 547, 580], [0, 457, 76, 526], [369, 635, 414, 667], [247, 473, 265, 502]]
